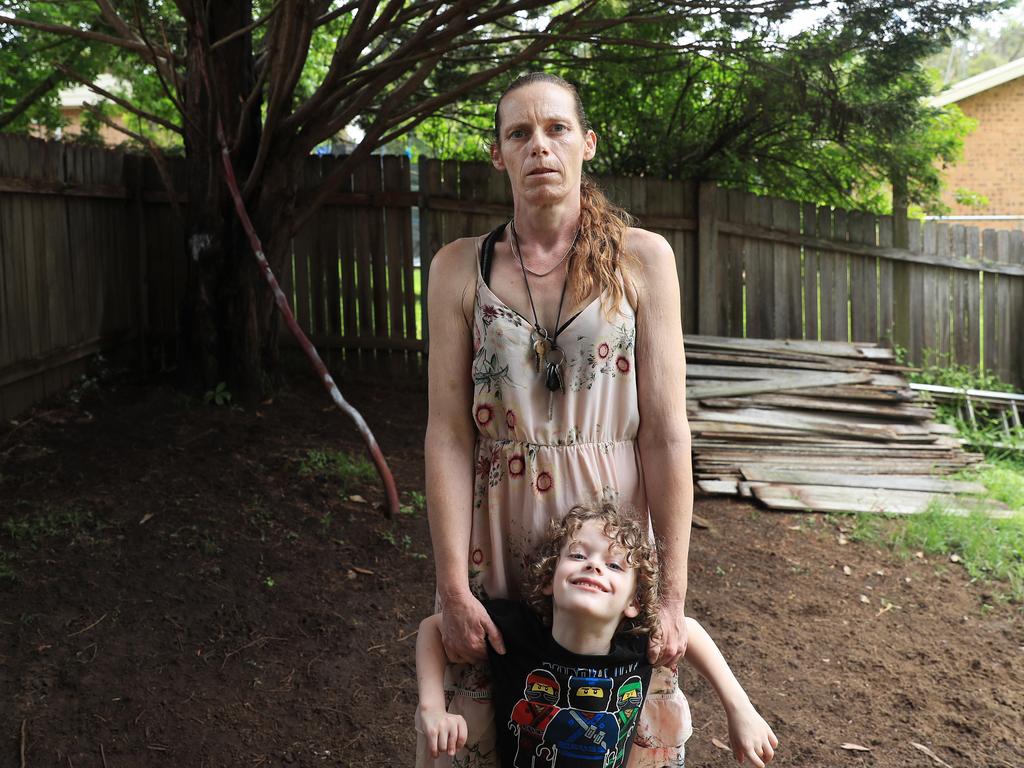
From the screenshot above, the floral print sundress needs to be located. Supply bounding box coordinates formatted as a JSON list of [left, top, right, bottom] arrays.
[[416, 233, 692, 768]]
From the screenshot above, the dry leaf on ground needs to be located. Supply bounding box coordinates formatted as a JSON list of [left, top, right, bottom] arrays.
[[910, 742, 952, 768]]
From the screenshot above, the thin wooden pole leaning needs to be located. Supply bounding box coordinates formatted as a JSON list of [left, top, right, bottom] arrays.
[[197, 42, 400, 517]]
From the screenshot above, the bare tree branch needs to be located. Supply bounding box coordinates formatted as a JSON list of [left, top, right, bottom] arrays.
[[210, 0, 283, 51], [129, 4, 189, 121], [313, 0, 361, 28], [242, 1, 317, 198], [0, 70, 64, 130], [94, 0, 139, 40], [0, 13, 182, 64], [294, 0, 602, 227], [233, 54, 271, 152], [55, 63, 184, 135], [285, 0, 457, 133]]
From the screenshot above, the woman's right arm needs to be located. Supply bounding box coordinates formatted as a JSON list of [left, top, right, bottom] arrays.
[[424, 240, 505, 662]]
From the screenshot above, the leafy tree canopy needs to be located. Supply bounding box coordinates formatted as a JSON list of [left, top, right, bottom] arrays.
[[402, 2, 1012, 214], [925, 0, 1024, 85]]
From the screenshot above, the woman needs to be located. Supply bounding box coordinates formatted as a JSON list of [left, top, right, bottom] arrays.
[[421, 73, 694, 767]]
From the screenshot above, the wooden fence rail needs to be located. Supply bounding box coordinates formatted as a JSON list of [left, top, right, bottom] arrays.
[[1, 135, 1021, 421]]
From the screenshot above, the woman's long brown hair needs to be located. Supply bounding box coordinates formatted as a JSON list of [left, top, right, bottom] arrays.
[[494, 73, 638, 317]]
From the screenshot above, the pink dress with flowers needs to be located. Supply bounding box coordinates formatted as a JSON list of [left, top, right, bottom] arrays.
[[417, 241, 692, 768]]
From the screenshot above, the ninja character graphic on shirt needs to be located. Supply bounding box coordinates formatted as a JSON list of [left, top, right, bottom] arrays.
[[509, 669, 561, 768], [543, 675, 619, 767], [609, 676, 644, 768]]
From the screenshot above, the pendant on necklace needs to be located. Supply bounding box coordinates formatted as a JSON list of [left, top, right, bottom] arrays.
[[531, 328, 551, 373]]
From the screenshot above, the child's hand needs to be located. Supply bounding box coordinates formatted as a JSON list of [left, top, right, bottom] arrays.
[[726, 702, 778, 767], [416, 704, 468, 758]]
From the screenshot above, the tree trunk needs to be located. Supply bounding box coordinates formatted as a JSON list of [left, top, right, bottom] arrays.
[[177, 0, 276, 404]]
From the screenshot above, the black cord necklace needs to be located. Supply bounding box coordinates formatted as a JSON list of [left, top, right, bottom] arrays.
[[510, 221, 576, 411]]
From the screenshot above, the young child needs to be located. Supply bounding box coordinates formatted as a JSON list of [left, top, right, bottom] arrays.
[[416, 503, 778, 768]]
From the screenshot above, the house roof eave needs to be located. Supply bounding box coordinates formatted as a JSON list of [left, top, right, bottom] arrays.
[[929, 55, 1024, 107]]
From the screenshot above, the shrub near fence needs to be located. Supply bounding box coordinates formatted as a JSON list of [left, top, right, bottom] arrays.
[[1, 136, 1022, 421]]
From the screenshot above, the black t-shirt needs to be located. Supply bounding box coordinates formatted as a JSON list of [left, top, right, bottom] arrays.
[[485, 599, 652, 768]]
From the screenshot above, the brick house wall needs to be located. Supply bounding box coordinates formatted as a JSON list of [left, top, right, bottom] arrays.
[[938, 74, 1024, 230]]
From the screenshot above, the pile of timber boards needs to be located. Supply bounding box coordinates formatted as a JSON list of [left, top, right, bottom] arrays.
[[684, 335, 1002, 516]]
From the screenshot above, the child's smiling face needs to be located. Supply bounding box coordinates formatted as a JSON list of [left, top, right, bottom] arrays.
[[545, 519, 640, 626]]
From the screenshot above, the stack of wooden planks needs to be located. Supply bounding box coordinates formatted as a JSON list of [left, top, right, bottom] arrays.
[[684, 335, 1003, 516]]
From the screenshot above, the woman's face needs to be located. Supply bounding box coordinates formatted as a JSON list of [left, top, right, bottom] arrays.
[[491, 81, 597, 207]]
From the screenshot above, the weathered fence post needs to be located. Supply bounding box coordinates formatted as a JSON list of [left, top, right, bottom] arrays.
[[890, 173, 911, 358], [130, 154, 150, 373], [696, 179, 719, 335], [418, 155, 437, 355]]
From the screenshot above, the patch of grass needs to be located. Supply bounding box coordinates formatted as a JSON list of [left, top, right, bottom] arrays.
[[2, 504, 102, 550], [299, 448, 377, 495], [848, 513, 886, 545], [890, 500, 1024, 603], [0, 552, 19, 584], [955, 456, 1024, 512]]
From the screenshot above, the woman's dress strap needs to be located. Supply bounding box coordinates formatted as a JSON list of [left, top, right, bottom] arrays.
[[479, 222, 507, 288]]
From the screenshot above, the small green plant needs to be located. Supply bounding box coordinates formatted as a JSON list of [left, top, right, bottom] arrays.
[[401, 490, 427, 516], [911, 350, 1014, 394], [200, 537, 223, 556], [909, 352, 1023, 452], [299, 448, 377, 495], [263, 576, 276, 588], [378, 527, 426, 558], [203, 381, 232, 406]]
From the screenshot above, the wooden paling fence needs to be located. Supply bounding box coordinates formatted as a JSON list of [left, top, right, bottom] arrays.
[[0, 136, 183, 420], [424, 167, 1024, 389], [1, 135, 1022, 422]]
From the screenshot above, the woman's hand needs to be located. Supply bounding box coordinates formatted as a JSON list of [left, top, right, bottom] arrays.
[[648, 600, 688, 668], [440, 591, 506, 663], [726, 702, 779, 767], [416, 704, 468, 758]]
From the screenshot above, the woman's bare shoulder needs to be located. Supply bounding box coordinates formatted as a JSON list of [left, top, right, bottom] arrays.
[[622, 227, 677, 307], [428, 235, 484, 320], [624, 227, 675, 270], [431, 236, 481, 277]]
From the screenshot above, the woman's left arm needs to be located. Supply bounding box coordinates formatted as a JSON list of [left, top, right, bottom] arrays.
[[630, 229, 694, 668]]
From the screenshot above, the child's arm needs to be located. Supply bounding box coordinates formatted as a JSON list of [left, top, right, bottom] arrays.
[[683, 617, 779, 768], [416, 614, 468, 758]]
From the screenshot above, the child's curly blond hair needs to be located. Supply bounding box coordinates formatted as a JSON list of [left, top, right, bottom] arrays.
[[522, 502, 660, 636]]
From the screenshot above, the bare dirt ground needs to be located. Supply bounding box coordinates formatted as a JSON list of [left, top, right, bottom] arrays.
[[1, 373, 1022, 767]]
